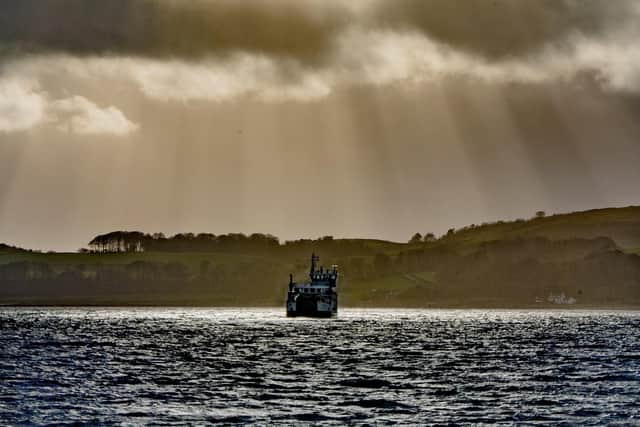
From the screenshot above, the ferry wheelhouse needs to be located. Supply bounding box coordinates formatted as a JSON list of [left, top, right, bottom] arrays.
[[286, 254, 338, 318]]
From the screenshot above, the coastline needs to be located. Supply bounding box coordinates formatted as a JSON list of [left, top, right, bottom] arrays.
[[2, 302, 639, 310]]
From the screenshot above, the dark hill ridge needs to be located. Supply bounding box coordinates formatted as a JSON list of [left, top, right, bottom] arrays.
[[440, 205, 640, 249], [0, 243, 25, 253], [0, 206, 639, 307]]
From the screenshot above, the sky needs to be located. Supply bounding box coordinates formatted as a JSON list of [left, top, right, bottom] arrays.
[[1, 0, 640, 251]]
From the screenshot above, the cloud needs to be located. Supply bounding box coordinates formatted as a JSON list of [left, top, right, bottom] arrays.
[[22, 25, 640, 100], [4, 27, 640, 111], [50, 96, 139, 136], [0, 0, 347, 64], [3, 1, 640, 111], [1, 0, 636, 65], [6, 54, 334, 103], [120, 55, 331, 102], [0, 75, 138, 136], [0, 78, 46, 132], [368, 0, 636, 59]]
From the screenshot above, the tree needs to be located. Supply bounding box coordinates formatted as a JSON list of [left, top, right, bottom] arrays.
[[409, 233, 423, 244], [424, 233, 436, 243]]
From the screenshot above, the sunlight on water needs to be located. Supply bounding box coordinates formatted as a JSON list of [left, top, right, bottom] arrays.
[[1, 308, 639, 424]]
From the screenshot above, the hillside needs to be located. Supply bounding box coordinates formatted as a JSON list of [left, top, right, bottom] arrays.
[[1, 206, 639, 307], [440, 206, 640, 249]]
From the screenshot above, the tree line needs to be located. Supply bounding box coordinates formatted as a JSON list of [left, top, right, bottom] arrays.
[[83, 231, 399, 256], [86, 231, 280, 253]]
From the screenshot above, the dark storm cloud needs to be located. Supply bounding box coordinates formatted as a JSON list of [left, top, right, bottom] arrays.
[[0, 0, 344, 63], [371, 0, 635, 59], [0, 0, 636, 64]]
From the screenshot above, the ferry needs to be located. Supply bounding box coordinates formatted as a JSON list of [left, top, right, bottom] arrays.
[[286, 254, 338, 318]]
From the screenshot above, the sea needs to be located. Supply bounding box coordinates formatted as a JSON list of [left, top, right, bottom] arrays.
[[1, 308, 639, 425]]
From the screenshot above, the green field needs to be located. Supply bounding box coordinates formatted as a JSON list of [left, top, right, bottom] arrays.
[[342, 272, 437, 306], [1, 206, 640, 307], [0, 249, 268, 274], [440, 205, 640, 249]]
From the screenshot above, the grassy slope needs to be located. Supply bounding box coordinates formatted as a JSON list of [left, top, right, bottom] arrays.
[[347, 206, 640, 303], [0, 250, 267, 274], [3, 206, 637, 267], [442, 206, 640, 249], [342, 272, 437, 306], [1, 206, 639, 306]]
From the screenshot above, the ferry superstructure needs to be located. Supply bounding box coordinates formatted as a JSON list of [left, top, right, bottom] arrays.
[[286, 254, 338, 318]]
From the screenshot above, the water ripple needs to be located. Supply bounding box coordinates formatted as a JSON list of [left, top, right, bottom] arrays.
[[1, 308, 639, 425]]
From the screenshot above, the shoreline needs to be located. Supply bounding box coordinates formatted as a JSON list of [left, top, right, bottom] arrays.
[[2, 303, 639, 310]]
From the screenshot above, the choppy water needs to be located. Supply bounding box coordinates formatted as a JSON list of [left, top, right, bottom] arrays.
[[1, 308, 640, 425]]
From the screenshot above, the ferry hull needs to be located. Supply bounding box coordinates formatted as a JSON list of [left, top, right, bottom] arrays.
[[286, 295, 337, 318], [286, 309, 334, 318]]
